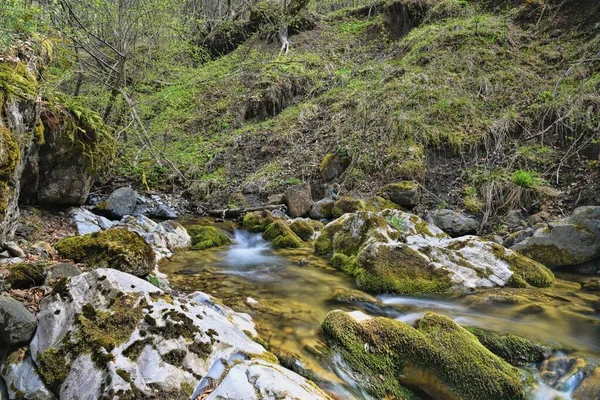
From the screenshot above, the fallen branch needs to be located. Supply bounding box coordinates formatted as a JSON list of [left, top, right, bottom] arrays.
[[207, 204, 287, 218]]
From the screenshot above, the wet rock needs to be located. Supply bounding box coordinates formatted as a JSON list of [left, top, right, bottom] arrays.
[[263, 220, 303, 249], [0, 295, 37, 345], [1, 349, 55, 400], [573, 366, 600, 400], [55, 228, 155, 277], [503, 209, 528, 230], [30, 268, 328, 399], [512, 206, 600, 267], [289, 219, 318, 241], [320, 152, 350, 182], [309, 198, 334, 219], [150, 203, 177, 220], [189, 225, 231, 250], [425, 209, 478, 237], [583, 278, 600, 291], [322, 310, 525, 400], [378, 181, 420, 208], [283, 183, 313, 218], [4, 242, 25, 258], [102, 187, 138, 219]]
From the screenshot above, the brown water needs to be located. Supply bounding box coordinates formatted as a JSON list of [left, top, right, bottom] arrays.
[[161, 219, 600, 399]]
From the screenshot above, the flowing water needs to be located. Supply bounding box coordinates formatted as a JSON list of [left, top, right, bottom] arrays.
[[161, 220, 600, 399]]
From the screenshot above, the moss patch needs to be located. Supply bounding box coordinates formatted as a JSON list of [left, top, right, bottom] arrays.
[[467, 327, 552, 366], [490, 243, 555, 288], [331, 196, 367, 218], [55, 229, 155, 277], [262, 220, 304, 249], [7, 262, 47, 289], [289, 219, 315, 241], [516, 243, 588, 268], [322, 311, 525, 400], [189, 226, 231, 250], [242, 210, 277, 232]]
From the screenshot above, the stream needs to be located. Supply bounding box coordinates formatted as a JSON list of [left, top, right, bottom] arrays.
[[161, 220, 600, 399]]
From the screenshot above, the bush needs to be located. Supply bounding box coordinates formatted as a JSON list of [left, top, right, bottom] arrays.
[[0, 1, 46, 51], [511, 170, 543, 188]]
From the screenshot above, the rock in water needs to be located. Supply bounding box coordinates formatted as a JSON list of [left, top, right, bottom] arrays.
[[29, 269, 330, 400], [283, 183, 313, 218], [0, 295, 37, 345], [322, 310, 525, 400], [102, 187, 138, 219], [512, 206, 600, 267], [426, 209, 478, 237], [55, 229, 155, 277], [378, 181, 420, 209]]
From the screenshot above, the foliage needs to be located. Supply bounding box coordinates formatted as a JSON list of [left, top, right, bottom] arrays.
[[0, 0, 48, 51]]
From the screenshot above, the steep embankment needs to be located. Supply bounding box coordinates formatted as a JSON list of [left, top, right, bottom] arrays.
[[124, 0, 599, 227], [0, 40, 114, 245]]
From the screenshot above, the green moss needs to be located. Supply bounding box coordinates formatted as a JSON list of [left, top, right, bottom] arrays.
[[147, 310, 199, 340], [263, 220, 304, 249], [0, 62, 37, 99], [123, 338, 154, 361], [289, 219, 315, 241], [516, 243, 587, 268], [0, 127, 20, 180], [189, 226, 231, 250], [319, 153, 335, 172], [37, 347, 71, 391], [162, 349, 186, 367], [55, 229, 155, 277], [354, 243, 453, 295], [331, 196, 367, 218], [365, 196, 401, 212], [7, 262, 46, 289], [490, 243, 555, 288], [467, 327, 552, 366], [242, 210, 276, 232], [322, 311, 524, 400]]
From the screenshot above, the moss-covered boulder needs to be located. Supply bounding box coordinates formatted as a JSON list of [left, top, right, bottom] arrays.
[[320, 152, 350, 182], [466, 327, 553, 366], [322, 310, 525, 400], [315, 211, 399, 256], [289, 219, 318, 241], [378, 181, 420, 208], [263, 220, 303, 249], [188, 226, 231, 250], [55, 228, 155, 277], [331, 196, 367, 218], [242, 210, 277, 232], [6, 262, 47, 289], [365, 196, 402, 212]]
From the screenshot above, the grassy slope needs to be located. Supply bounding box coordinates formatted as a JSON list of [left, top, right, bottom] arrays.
[[119, 0, 600, 222]]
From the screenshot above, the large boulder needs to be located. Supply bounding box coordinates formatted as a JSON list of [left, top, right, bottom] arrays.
[[378, 181, 420, 208], [100, 187, 138, 219], [30, 268, 330, 400], [512, 206, 600, 267], [318, 210, 553, 294], [55, 228, 155, 277], [426, 209, 479, 237], [0, 295, 37, 345], [322, 310, 525, 400], [283, 183, 313, 218]]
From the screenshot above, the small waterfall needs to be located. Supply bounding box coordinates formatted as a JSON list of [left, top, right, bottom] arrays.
[[220, 230, 286, 280]]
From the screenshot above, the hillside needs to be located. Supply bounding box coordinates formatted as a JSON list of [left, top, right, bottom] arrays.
[[106, 0, 600, 229]]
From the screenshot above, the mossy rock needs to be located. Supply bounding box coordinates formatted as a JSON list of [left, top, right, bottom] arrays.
[[377, 181, 420, 208], [188, 226, 231, 250], [55, 229, 155, 277], [489, 243, 555, 288], [289, 219, 315, 241], [331, 196, 367, 218], [315, 212, 399, 257], [365, 196, 402, 212], [263, 220, 304, 249], [0, 127, 20, 181], [320, 152, 350, 181], [242, 210, 277, 232], [322, 311, 525, 400], [353, 242, 453, 294], [7, 262, 47, 289], [466, 327, 553, 366]]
